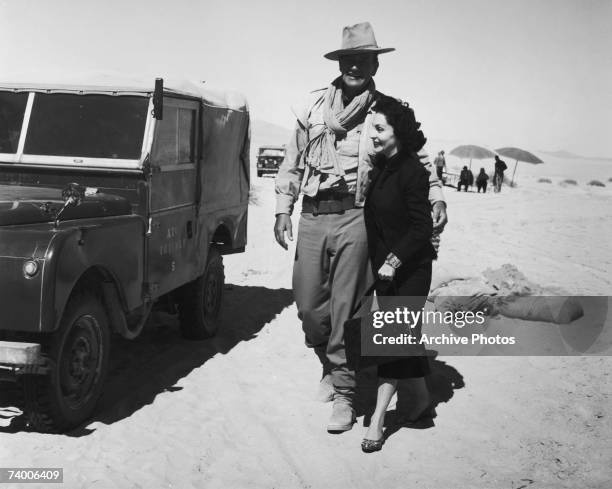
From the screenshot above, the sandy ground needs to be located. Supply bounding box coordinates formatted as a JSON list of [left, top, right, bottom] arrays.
[[1, 142, 611, 488]]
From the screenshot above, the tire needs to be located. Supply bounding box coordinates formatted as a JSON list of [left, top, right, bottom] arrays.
[[178, 247, 224, 339], [21, 293, 110, 433]]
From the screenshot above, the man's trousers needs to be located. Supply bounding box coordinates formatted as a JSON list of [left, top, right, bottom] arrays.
[[293, 208, 372, 395]]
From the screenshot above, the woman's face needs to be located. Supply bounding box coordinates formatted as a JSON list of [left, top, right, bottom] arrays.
[[370, 112, 399, 158]]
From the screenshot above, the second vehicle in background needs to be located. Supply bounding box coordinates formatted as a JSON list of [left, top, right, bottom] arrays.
[[256, 145, 285, 177]]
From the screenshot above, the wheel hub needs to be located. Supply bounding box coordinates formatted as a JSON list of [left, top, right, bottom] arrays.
[[69, 337, 92, 382], [59, 315, 102, 408]]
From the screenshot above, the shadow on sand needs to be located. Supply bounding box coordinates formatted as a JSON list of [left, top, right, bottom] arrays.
[[354, 351, 465, 440], [0, 284, 293, 436]]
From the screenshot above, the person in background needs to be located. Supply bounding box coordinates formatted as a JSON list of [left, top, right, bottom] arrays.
[[476, 167, 489, 193], [493, 155, 508, 192], [274, 22, 448, 434], [433, 150, 446, 181], [362, 94, 437, 453], [457, 165, 471, 191]]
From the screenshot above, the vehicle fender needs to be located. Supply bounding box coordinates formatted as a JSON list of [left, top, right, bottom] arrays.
[[41, 216, 145, 331], [201, 205, 247, 258]]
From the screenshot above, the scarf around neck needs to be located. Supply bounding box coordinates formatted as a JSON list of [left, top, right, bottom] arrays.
[[300, 76, 375, 176]]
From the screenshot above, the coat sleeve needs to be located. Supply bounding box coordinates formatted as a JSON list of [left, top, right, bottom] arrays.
[[417, 149, 445, 206], [389, 166, 434, 264], [274, 121, 307, 215], [274, 90, 325, 216]]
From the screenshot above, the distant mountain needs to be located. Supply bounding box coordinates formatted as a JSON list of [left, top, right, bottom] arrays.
[[251, 119, 291, 148], [540, 150, 612, 162], [541, 150, 581, 159]]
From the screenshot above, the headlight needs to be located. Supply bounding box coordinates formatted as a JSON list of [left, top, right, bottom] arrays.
[[23, 260, 40, 278]]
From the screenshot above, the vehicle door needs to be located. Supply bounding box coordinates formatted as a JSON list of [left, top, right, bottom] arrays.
[[147, 96, 199, 297]]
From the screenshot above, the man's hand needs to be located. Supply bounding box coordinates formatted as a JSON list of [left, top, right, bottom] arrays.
[[431, 231, 441, 254], [432, 201, 448, 232], [377, 263, 396, 281], [274, 214, 293, 250]]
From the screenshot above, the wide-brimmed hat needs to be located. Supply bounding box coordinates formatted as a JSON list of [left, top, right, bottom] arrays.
[[324, 22, 395, 61]]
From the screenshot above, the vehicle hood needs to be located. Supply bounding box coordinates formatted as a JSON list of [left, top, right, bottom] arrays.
[[0, 185, 132, 226]]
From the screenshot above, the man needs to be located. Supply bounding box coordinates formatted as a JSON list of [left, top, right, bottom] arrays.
[[493, 155, 508, 192], [457, 165, 470, 191], [274, 22, 447, 433], [434, 150, 446, 181]]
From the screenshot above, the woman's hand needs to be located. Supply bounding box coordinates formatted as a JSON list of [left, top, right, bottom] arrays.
[[377, 263, 396, 281]]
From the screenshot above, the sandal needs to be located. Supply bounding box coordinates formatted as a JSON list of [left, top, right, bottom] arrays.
[[361, 438, 384, 453]]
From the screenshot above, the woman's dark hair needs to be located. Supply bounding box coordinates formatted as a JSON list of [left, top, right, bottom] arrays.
[[372, 94, 426, 153]]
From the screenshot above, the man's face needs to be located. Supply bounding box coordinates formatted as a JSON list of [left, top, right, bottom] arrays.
[[338, 53, 378, 95]]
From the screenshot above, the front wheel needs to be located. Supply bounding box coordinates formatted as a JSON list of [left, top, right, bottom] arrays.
[[21, 293, 110, 432], [178, 247, 224, 339]]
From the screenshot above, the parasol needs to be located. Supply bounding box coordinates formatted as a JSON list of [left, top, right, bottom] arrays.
[[449, 145, 495, 170], [495, 147, 544, 184]]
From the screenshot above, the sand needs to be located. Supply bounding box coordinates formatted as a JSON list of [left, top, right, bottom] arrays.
[[1, 135, 611, 488]]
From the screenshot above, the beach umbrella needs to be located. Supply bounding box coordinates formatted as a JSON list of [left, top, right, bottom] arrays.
[[449, 145, 495, 170], [495, 147, 544, 185]]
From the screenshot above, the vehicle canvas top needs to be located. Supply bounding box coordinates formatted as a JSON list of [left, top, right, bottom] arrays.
[[0, 75, 248, 111]]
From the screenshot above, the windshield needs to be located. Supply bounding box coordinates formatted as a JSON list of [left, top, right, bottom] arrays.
[[0, 92, 28, 153], [24, 94, 148, 159]]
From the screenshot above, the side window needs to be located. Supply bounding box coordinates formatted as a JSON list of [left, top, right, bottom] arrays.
[[151, 100, 197, 166], [178, 108, 196, 163], [152, 107, 178, 164]]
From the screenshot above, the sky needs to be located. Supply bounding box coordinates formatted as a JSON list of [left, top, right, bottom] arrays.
[[1, 0, 610, 157]]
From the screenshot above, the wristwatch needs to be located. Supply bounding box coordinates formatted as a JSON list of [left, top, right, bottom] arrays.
[[384, 253, 402, 269]]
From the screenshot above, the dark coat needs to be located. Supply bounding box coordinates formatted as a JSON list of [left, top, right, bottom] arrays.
[[476, 171, 489, 183], [460, 168, 474, 185], [495, 159, 507, 174], [364, 151, 437, 277]]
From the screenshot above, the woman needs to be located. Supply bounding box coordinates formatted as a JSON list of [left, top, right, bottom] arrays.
[[362, 95, 437, 452]]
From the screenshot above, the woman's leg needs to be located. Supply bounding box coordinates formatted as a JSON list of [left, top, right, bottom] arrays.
[[364, 262, 433, 445], [364, 377, 398, 441], [379, 357, 432, 423], [391, 263, 433, 421]]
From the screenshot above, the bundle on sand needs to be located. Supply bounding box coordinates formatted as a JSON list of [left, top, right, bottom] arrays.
[[538, 178, 552, 183], [587, 180, 606, 187], [560, 179, 578, 186], [430, 264, 583, 324], [495, 296, 583, 323]]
